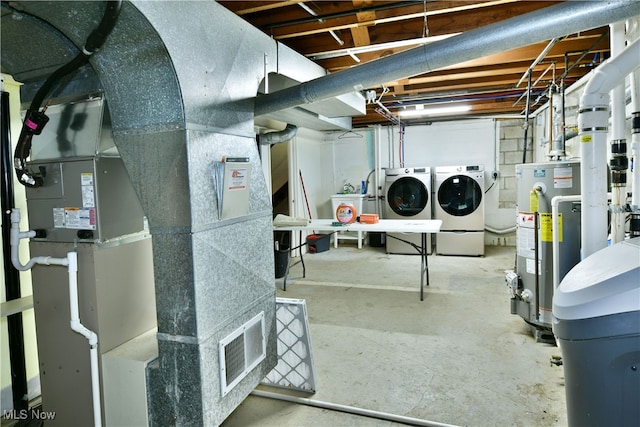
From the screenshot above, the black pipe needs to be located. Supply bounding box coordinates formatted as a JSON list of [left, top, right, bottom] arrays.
[[14, 0, 122, 188], [1, 91, 29, 412], [522, 70, 532, 164]]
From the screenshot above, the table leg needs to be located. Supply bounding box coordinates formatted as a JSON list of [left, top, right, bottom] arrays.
[[420, 232, 429, 301], [283, 230, 306, 292]]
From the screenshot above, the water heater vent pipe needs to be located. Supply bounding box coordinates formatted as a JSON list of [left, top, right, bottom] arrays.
[[578, 36, 640, 258]]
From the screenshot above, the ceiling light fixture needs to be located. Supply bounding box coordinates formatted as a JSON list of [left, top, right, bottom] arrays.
[[398, 104, 472, 118]]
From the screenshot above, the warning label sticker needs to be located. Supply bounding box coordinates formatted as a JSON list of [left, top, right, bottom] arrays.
[[53, 207, 96, 230], [553, 167, 573, 189], [540, 213, 563, 242]]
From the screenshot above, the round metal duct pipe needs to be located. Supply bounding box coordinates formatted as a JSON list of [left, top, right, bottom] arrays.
[[257, 123, 298, 145], [255, 1, 640, 116]]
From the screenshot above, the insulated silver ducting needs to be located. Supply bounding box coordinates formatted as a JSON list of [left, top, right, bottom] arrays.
[[257, 123, 298, 145], [255, 1, 640, 116]]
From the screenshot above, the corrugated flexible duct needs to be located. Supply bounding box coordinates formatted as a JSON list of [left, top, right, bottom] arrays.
[[255, 1, 640, 116], [257, 123, 298, 145]]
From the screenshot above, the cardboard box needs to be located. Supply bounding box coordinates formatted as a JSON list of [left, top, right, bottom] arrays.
[[359, 213, 379, 224]]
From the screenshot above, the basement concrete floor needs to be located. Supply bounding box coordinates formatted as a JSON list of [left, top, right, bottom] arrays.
[[222, 242, 568, 427]]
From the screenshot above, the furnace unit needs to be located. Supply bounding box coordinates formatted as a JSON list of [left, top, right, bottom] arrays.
[[23, 95, 156, 426]]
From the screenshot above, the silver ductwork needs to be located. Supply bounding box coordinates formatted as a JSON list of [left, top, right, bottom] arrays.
[[255, 1, 640, 116], [257, 123, 298, 145]]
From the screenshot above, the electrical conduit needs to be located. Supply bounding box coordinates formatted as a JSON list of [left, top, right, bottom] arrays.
[[251, 390, 459, 427], [10, 208, 102, 427]]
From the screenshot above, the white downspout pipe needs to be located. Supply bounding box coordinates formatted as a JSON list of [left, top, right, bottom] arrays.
[[67, 251, 102, 427], [609, 21, 627, 244], [629, 20, 640, 217], [578, 37, 640, 258], [10, 208, 102, 427]]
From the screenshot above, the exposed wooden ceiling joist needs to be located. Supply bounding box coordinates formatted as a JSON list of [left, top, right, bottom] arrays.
[[218, 0, 614, 127]]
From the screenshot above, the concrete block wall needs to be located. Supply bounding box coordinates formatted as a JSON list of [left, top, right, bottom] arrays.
[[492, 119, 533, 246], [498, 119, 533, 209]]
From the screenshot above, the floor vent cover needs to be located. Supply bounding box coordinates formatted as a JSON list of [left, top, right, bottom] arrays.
[[262, 298, 317, 393], [219, 311, 266, 396]]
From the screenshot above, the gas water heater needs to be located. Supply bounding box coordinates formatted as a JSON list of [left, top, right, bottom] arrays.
[[508, 161, 581, 342]]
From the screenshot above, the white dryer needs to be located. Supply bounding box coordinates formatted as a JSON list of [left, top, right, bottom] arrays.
[[434, 165, 485, 256], [384, 167, 432, 254]]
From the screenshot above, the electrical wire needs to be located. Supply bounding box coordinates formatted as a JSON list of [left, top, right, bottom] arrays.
[[14, 1, 122, 188]]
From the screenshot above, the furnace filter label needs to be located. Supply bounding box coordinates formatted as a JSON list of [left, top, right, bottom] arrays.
[[553, 167, 573, 189]]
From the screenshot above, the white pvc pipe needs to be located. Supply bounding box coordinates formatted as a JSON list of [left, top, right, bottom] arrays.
[[9, 209, 101, 427], [610, 22, 627, 142], [633, 132, 640, 210], [251, 390, 459, 427], [10, 209, 68, 270], [609, 21, 627, 244], [579, 37, 640, 258], [631, 39, 640, 210], [67, 252, 102, 427]]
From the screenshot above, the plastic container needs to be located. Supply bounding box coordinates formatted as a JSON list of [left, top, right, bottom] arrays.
[[306, 234, 330, 253], [274, 243, 290, 278], [335, 203, 357, 223], [552, 237, 640, 427]]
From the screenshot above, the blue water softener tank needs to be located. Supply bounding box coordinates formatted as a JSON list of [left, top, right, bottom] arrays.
[[553, 237, 640, 427]]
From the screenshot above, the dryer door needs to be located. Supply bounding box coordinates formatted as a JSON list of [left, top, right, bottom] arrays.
[[437, 175, 482, 216], [386, 176, 429, 217]]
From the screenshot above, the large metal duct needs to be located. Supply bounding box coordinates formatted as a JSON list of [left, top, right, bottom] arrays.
[[1, 1, 291, 425], [255, 1, 640, 116]]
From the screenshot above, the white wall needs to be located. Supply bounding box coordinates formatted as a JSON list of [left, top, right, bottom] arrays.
[[290, 119, 520, 240], [396, 120, 497, 171]]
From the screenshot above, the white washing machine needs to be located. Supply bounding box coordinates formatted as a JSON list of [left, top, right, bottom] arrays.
[[384, 167, 432, 254], [434, 165, 485, 256]]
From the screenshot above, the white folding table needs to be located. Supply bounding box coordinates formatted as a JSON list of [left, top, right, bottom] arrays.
[[274, 219, 442, 301]]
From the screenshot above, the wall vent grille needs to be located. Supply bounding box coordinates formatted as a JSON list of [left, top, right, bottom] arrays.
[[219, 311, 266, 396]]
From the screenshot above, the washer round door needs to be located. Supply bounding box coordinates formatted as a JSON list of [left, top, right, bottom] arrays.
[[386, 176, 429, 217], [437, 175, 482, 216]]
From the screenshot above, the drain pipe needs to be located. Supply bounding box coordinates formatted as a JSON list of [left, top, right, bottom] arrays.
[[579, 37, 640, 258], [255, 1, 640, 116], [609, 21, 628, 244], [251, 390, 459, 427], [11, 209, 102, 427], [630, 21, 640, 237]]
